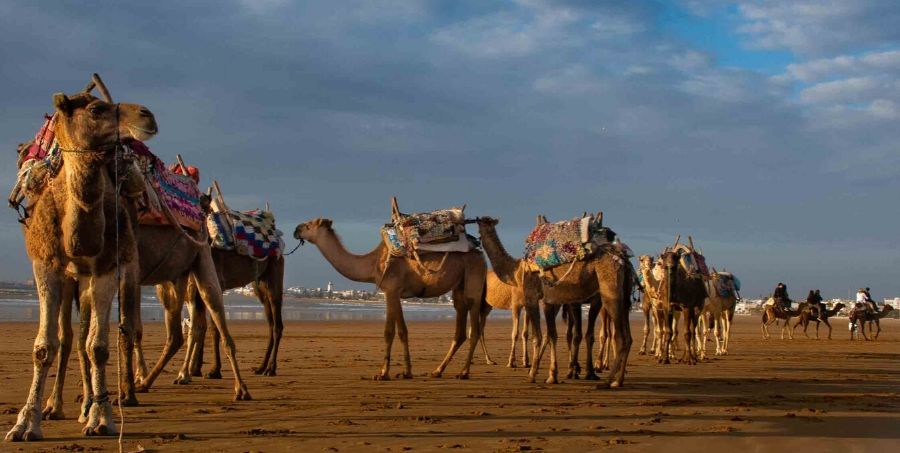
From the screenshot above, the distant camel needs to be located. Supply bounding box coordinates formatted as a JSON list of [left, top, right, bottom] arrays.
[[791, 302, 845, 340]]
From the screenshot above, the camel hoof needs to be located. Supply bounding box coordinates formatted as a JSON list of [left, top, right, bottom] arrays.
[[545, 376, 559, 385], [430, 371, 443, 378], [173, 377, 191, 385], [135, 383, 150, 393], [610, 380, 623, 388], [455, 372, 470, 380], [396, 372, 413, 380], [584, 372, 600, 381], [507, 362, 516, 368], [234, 386, 252, 401], [191, 370, 203, 377], [527, 375, 537, 384], [42, 405, 65, 420], [6, 422, 41, 442], [205, 371, 222, 380], [115, 393, 139, 407], [75, 394, 84, 403], [374, 373, 391, 381], [485, 359, 498, 366], [596, 381, 612, 389]]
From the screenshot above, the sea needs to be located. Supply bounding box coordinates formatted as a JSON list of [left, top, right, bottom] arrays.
[[0, 291, 510, 323]]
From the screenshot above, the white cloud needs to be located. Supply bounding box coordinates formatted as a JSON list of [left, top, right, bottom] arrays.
[[735, 0, 900, 56]]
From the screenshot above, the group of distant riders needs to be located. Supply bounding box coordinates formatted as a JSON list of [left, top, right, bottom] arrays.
[[771, 282, 878, 321]]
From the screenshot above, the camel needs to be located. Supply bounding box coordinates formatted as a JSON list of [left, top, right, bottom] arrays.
[[653, 241, 708, 365], [791, 302, 845, 340], [6, 75, 156, 441], [477, 270, 530, 368], [698, 270, 738, 358], [35, 89, 252, 429], [475, 216, 633, 388], [179, 250, 286, 380], [848, 305, 894, 340], [636, 254, 686, 362], [761, 300, 801, 340], [294, 218, 486, 380]]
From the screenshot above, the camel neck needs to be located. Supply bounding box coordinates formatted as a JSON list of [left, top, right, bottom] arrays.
[[57, 133, 113, 258], [477, 224, 521, 285], [313, 228, 380, 284]]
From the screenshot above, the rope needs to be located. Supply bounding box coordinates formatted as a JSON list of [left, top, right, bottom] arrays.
[[282, 241, 303, 256], [112, 104, 125, 453], [540, 260, 577, 288]]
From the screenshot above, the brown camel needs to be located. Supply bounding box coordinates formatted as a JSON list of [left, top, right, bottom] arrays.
[[656, 242, 707, 365], [848, 305, 894, 340], [7, 75, 155, 441], [180, 250, 286, 380], [761, 299, 801, 340], [698, 270, 738, 358], [637, 253, 687, 363], [294, 218, 486, 380], [791, 302, 845, 340], [476, 216, 633, 388], [477, 270, 530, 368]]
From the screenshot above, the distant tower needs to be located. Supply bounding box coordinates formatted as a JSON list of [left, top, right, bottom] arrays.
[[326, 281, 334, 292]]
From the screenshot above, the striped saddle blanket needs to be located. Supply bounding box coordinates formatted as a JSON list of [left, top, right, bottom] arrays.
[[524, 215, 613, 270], [129, 141, 205, 231], [208, 207, 284, 259]]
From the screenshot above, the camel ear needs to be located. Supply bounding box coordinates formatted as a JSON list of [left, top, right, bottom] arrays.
[[535, 215, 545, 226], [53, 93, 72, 115]]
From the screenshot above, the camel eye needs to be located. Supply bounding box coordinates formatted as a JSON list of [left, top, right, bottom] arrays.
[[88, 104, 106, 116]]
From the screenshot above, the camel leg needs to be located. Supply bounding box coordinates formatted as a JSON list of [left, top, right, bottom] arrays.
[[6, 263, 63, 442], [432, 289, 475, 379], [525, 302, 544, 383], [638, 307, 650, 355], [681, 307, 698, 365], [79, 273, 119, 437], [585, 302, 601, 380], [375, 291, 400, 380], [600, 273, 632, 388], [206, 313, 223, 379], [873, 320, 880, 340], [697, 313, 708, 360], [565, 304, 583, 379], [42, 279, 76, 421], [116, 262, 140, 407], [478, 304, 496, 366], [507, 304, 520, 368], [659, 309, 673, 364], [134, 281, 185, 392], [262, 260, 285, 375], [132, 287, 149, 384], [521, 306, 532, 368], [824, 319, 832, 340], [395, 298, 413, 379], [176, 287, 207, 385], [76, 292, 92, 424], [254, 285, 276, 375], [193, 262, 251, 401], [543, 304, 561, 384], [187, 292, 208, 377]]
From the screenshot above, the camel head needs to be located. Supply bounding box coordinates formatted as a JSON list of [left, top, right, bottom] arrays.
[[53, 75, 157, 152], [293, 218, 333, 245], [638, 254, 654, 271], [52, 74, 158, 258], [475, 216, 499, 234]]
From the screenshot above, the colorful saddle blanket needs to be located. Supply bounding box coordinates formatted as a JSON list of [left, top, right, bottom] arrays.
[[208, 207, 284, 259], [382, 206, 471, 257], [129, 141, 204, 231], [11, 114, 204, 231], [524, 216, 612, 270]]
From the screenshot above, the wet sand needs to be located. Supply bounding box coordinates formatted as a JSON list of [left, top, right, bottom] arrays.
[[1, 315, 897, 452]]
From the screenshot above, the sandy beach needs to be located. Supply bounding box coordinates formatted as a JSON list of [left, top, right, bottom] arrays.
[[1, 315, 898, 452]]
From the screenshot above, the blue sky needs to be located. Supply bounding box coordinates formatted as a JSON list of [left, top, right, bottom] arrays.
[[1, 0, 898, 300]]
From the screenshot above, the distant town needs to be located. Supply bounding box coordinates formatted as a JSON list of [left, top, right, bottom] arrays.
[[225, 281, 453, 304]]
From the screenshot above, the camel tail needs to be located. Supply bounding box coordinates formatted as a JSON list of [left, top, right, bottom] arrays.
[[623, 260, 635, 311]]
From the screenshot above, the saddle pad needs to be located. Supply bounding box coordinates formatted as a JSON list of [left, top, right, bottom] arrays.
[[130, 141, 204, 231], [525, 217, 595, 269], [384, 206, 468, 257], [208, 208, 284, 258]]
